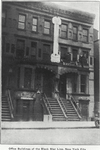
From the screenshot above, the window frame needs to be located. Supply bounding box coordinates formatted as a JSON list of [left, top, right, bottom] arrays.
[[31, 41, 37, 57], [72, 48, 78, 62], [44, 20, 51, 35], [60, 46, 68, 60], [16, 39, 25, 58], [80, 74, 87, 93], [43, 44, 51, 61], [83, 28, 88, 43], [60, 24, 68, 39], [73, 26, 78, 41], [2, 10, 6, 26], [32, 17, 38, 32], [18, 14, 26, 30]]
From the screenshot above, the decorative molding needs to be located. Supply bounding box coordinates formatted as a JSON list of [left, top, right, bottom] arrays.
[[7, 2, 95, 25]]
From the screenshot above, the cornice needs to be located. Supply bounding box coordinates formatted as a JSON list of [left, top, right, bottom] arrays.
[[3, 2, 95, 25]]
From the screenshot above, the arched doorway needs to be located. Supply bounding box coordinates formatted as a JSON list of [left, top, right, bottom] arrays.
[[59, 74, 66, 98], [35, 68, 55, 97]]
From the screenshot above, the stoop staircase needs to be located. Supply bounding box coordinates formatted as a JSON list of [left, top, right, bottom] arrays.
[[2, 96, 12, 121], [60, 98, 81, 121], [47, 97, 67, 121]]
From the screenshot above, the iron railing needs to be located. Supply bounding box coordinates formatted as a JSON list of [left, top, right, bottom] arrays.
[[6, 89, 14, 119], [70, 96, 82, 119]]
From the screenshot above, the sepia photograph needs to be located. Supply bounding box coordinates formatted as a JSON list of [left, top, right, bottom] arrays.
[[0, 0, 100, 147]]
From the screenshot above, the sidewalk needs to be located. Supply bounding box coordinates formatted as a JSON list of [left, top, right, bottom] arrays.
[[1, 121, 95, 129]]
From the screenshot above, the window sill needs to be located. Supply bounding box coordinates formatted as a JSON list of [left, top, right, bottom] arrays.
[[31, 31, 38, 34], [43, 33, 51, 36], [17, 28, 26, 31], [59, 37, 67, 40]]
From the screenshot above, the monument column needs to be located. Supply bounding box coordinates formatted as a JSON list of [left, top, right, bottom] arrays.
[[51, 16, 61, 63]]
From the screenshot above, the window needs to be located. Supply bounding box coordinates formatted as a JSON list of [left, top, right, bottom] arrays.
[[31, 42, 37, 56], [2, 11, 6, 26], [83, 29, 88, 42], [73, 49, 77, 62], [61, 24, 67, 38], [16, 40, 25, 58], [81, 50, 89, 66], [11, 44, 15, 54], [44, 20, 50, 34], [83, 51, 88, 59], [6, 43, 10, 53], [32, 17, 38, 32], [18, 14, 26, 29], [43, 44, 50, 61], [61, 47, 71, 63], [90, 57, 93, 65], [61, 47, 67, 60], [24, 68, 32, 88], [38, 48, 42, 58], [81, 75, 86, 93], [73, 26, 77, 40], [26, 47, 30, 56]]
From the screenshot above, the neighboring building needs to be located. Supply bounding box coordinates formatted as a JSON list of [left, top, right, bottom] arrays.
[[94, 29, 100, 114], [2, 2, 95, 121]]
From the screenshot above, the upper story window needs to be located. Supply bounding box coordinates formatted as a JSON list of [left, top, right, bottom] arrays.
[[32, 17, 38, 32], [90, 57, 93, 66], [61, 47, 68, 60], [31, 41, 37, 56], [6, 43, 10, 53], [61, 47, 71, 63], [2, 11, 6, 26], [18, 14, 26, 29], [16, 39, 25, 58], [43, 44, 50, 61], [83, 50, 88, 59], [11, 44, 15, 54], [73, 26, 77, 41], [25, 47, 30, 56], [83, 29, 88, 42], [61, 24, 67, 38], [72, 49, 78, 62], [44, 20, 50, 35], [5, 43, 15, 54]]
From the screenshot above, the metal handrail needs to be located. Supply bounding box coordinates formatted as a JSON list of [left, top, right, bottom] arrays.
[[70, 96, 81, 119], [56, 96, 68, 120], [59, 97, 68, 118], [42, 93, 51, 115], [7, 90, 14, 119]]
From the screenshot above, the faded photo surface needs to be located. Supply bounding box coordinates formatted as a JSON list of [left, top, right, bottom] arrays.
[[1, 0, 100, 147]]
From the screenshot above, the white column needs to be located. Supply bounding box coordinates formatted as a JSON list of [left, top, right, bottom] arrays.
[[51, 16, 61, 63]]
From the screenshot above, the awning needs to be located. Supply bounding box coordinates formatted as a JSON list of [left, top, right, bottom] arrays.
[[36, 64, 57, 74], [58, 66, 78, 75]]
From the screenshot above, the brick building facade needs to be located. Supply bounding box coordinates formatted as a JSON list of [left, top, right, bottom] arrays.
[[2, 2, 95, 121]]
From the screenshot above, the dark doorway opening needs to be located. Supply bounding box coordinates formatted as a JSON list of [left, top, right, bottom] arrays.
[[59, 74, 66, 98]]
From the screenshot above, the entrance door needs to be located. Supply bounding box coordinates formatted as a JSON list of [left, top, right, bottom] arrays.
[[43, 71, 53, 97], [59, 74, 66, 98], [22, 101, 30, 121]]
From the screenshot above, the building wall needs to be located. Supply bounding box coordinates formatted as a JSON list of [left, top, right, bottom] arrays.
[[2, 2, 95, 120]]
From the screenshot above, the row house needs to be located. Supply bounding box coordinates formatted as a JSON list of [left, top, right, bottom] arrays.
[[2, 2, 95, 122]]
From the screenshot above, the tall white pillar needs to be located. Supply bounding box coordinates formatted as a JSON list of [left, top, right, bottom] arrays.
[[51, 16, 61, 63]]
